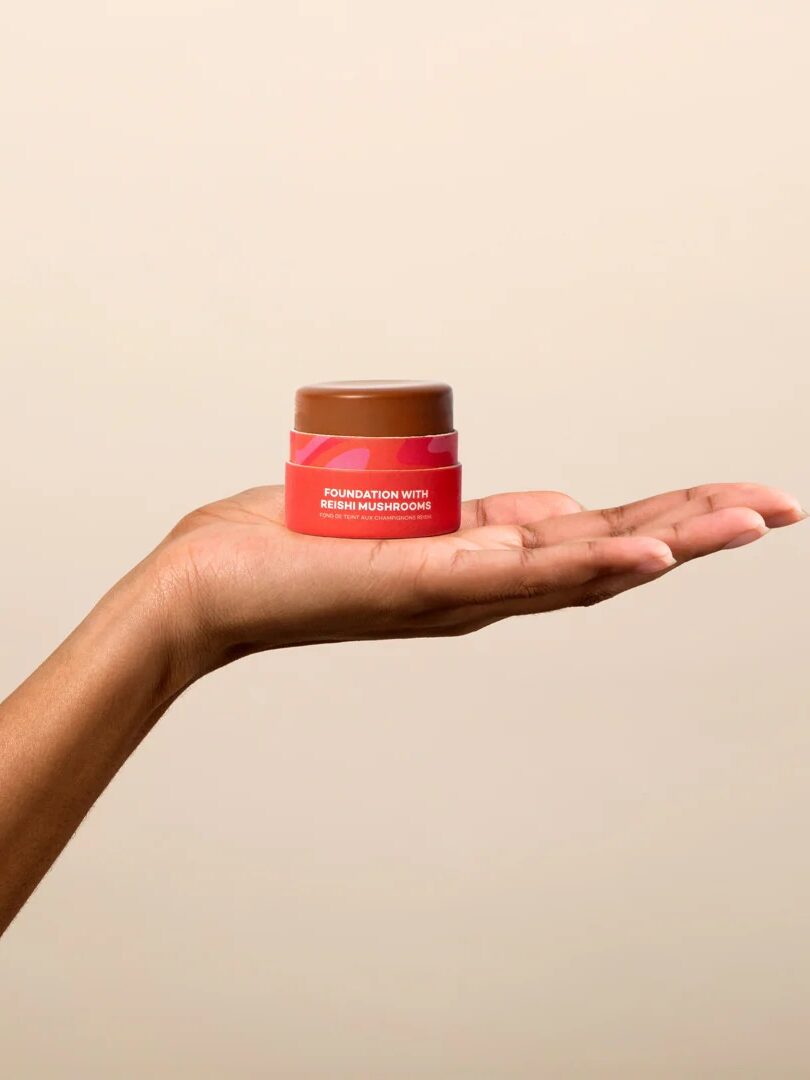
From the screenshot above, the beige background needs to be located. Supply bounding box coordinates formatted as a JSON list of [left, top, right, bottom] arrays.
[[1, 2, 809, 1077]]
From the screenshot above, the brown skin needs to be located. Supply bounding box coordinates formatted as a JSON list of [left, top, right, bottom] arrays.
[[0, 482, 805, 934]]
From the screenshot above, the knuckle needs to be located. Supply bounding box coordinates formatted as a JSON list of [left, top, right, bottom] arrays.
[[599, 505, 628, 536], [669, 519, 687, 543], [515, 524, 545, 550]]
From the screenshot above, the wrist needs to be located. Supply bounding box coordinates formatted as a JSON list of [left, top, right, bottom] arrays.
[[98, 556, 208, 705], [128, 548, 238, 693]]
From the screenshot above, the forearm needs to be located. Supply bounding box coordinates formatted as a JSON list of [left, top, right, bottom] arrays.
[[0, 560, 190, 934]]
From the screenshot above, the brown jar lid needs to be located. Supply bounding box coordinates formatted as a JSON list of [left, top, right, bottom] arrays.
[[294, 380, 454, 437]]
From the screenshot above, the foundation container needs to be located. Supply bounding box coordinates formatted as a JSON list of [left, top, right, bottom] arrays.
[[285, 380, 461, 538]]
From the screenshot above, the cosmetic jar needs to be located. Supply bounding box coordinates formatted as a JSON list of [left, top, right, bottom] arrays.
[[285, 380, 461, 538]]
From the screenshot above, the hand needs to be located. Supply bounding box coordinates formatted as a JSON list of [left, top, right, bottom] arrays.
[[150, 482, 805, 679], [0, 479, 804, 935]]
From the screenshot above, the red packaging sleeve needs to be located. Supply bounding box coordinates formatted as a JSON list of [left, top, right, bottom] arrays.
[[285, 462, 462, 539]]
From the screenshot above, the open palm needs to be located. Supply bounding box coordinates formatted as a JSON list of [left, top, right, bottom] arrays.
[[152, 482, 803, 666]]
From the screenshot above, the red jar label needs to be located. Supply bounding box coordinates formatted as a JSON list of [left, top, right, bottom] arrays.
[[285, 461, 462, 538]]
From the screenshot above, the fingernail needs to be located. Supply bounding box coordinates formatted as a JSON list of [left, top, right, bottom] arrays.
[[634, 553, 677, 574], [723, 528, 767, 549], [769, 506, 807, 527]]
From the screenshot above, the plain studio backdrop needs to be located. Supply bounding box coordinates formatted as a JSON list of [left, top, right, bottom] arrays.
[[1, 3, 808, 1078]]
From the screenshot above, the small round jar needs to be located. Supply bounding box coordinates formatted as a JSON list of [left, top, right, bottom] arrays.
[[285, 380, 462, 539]]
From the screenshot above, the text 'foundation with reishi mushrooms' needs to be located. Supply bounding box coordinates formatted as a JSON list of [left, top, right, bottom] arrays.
[[285, 380, 462, 539]]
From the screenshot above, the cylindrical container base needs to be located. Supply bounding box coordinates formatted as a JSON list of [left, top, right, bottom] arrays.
[[285, 462, 462, 539]]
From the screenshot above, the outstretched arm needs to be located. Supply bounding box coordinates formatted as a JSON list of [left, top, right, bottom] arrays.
[[0, 482, 804, 934]]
